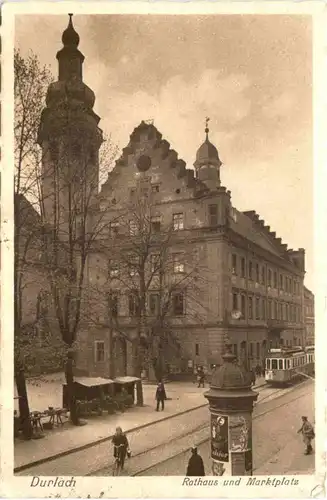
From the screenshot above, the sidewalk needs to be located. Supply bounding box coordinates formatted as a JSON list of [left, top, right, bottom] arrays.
[[14, 379, 208, 471], [15, 375, 266, 472]]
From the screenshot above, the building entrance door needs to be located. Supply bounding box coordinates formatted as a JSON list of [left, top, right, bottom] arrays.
[[113, 337, 127, 376]]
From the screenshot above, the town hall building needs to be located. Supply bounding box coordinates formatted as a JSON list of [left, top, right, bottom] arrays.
[[37, 15, 307, 379]]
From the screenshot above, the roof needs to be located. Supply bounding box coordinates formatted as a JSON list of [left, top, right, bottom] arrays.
[[101, 121, 209, 194], [15, 193, 41, 228], [74, 377, 114, 387], [196, 138, 219, 162], [114, 376, 140, 384], [229, 208, 290, 259]]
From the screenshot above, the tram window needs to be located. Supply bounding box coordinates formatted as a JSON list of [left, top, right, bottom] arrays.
[[266, 359, 270, 369], [287, 360, 290, 369], [278, 359, 283, 370], [272, 359, 277, 370]]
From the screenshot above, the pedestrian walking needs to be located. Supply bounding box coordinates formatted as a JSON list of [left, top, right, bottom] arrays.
[[197, 367, 205, 388], [186, 446, 205, 476], [297, 416, 315, 455], [111, 426, 131, 475], [251, 369, 256, 386], [255, 364, 262, 377], [155, 380, 166, 411]]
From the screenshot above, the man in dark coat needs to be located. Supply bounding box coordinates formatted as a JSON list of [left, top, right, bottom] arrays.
[[297, 416, 315, 455], [186, 446, 205, 476], [197, 367, 205, 388], [155, 381, 167, 411]]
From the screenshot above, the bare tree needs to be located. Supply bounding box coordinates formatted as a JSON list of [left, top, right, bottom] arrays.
[[14, 49, 54, 438], [35, 109, 121, 424], [89, 187, 212, 401], [14, 49, 119, 427]]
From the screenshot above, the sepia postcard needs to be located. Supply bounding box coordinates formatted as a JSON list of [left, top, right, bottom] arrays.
[[1, 1, 326, 498]]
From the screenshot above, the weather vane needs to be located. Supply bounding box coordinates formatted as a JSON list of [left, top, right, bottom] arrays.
[[205, 117, 210, 137]]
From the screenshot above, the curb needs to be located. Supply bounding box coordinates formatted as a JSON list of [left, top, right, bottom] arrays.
[[14, 401, 208, 473], [15, 381, 267, 473]]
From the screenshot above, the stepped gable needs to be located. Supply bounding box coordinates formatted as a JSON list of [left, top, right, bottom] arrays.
[[230, 208, 291, 258], [100, 120, 209, 193]]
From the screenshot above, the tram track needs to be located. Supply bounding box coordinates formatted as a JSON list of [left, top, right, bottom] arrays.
[[130, 380, 312, 476], [16, 378, 310, 476], [88, 378, 312, 477]]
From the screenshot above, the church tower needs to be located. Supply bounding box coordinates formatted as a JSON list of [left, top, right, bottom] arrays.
[[37, 14, 103, 235], [194, 118, 222, 191]]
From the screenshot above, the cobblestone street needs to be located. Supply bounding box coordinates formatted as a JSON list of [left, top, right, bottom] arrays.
[[137, 381, 314, 476], [16, 379, 313, 477]]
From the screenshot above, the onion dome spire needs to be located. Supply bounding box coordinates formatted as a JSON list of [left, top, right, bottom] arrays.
[[205, 116, 210, 141], [56, 14, 85, 82], [195, 117, 221, 167], [62, 14, 80, 48], [194, 117, 222, 190]]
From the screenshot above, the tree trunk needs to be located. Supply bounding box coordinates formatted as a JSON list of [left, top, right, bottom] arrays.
[[14, 363, 33, 440], [65, 348, 79, 425], [108, 324, 114, 379], [132, 340, 144, 406]]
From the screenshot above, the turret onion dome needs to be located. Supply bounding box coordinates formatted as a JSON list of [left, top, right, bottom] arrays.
[[62, 13, 80, 48], [195, 118, 222, 167]]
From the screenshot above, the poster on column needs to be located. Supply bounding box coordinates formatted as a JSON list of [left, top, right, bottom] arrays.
[[210, 414, 229, 462], [211, 459, 232, 476], [229, 414, 252, 452]]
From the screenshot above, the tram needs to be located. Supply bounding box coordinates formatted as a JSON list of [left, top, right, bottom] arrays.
[[265, 345, 315, 385]]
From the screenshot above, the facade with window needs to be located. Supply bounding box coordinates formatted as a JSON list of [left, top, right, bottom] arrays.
[[303, 286, 315, 345], [228, 209, 307, 369], [15, 194, 66, 376], [72, 120, 308, 378], [37, 20, 309, 380]]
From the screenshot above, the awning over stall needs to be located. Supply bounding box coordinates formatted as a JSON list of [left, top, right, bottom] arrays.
[[113, 376, 140, 384], [74, 377, 114, 387]]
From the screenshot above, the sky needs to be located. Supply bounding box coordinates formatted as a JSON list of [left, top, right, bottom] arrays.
[[15, 14, 313, 289]]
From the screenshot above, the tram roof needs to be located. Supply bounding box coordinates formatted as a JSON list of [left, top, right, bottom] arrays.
[[267, 347, 305, 358]]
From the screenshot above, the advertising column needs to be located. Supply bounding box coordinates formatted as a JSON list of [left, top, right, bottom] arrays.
[[210, 413, 231, 476]]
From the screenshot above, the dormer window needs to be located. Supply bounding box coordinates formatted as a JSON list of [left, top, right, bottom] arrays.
[[208, 204, 218, 226], [173, 213, 184, 231], [129, 220, 138, 236], [151, 184, 160, 193], [232, 253, 237, 275], [151, 216, 161, 233], [108, 261, 119, 278], [109, 221, 119, 236], [173, 253, 185, 274]]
